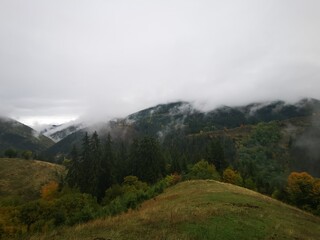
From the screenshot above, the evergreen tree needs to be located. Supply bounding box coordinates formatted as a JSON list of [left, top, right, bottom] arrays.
[[79, 132, 91, 194], [207, 139, 227, 173], [171, 155, 181, 173], [116, 141, 128, 182], [89, 131, 103, 200], [100, 133, 114, 195], [129, 137, 165, 183], [129, 139, 140, 176], [66, 145, 80, 188]]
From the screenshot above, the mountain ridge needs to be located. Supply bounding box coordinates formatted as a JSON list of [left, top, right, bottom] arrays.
[[0, 117, 54, 154], [43, 98, 320, 160]]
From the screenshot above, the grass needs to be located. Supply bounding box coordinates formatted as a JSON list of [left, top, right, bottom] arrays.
[[33, 180, 320, 240], [0, 158, 65, 201]]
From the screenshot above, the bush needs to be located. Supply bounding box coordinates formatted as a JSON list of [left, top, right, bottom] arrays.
[[22, 150, 33, 160], [222, 168, 243, 186], [165, 173, 182, 186], [186, 160, 220, 180], [102, 184, 123, 206], [40, 181, 59, 201], [243, 178, 257, 190], [4, 149, 17, 158], [287, 172, 314, 207]]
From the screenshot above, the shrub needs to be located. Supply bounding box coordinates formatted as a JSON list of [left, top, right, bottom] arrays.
[[243, 178, 257, 190], [186, 160, 220, 180], [165, 173, 182, 186], [287, 172, 314, 207], [222, 168, 243, 186], [40, 181, 59, 201]]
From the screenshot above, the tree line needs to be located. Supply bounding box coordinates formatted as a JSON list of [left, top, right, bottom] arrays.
[[66, 132, 167, 201]]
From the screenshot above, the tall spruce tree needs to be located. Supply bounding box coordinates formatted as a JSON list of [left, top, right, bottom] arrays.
[[79, 132, 91, 193], [100, 133, 114, 195], [207, 139, 227, 173], [116, 141, 129, 182], [89, 131, 103, 200], [66, 145, 80, 188], [129, 139, 140, 177], [129, 137, 165, 183]]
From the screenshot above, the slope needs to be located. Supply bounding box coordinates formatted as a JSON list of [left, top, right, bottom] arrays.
[[39, 122, 84, 142], [45, 98, 320, 159], [0, 158, 65, 201], [35, 180, 320, 240], [0, 117, 54, 153]]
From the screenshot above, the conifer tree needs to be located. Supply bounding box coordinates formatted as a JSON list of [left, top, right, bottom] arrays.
[[129, 139, 140, 176], [207, 139, 227, 173], [66, 145, 80, 188], [79, 132, 91, 194], [89, 131, 103, 199], [129, 137, 165, 183], [171, 155, 181, 173], [100, 133, 114, 196], [116, 141, 129, 182]]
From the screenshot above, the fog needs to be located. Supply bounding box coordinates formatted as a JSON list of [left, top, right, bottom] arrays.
[[0, 0, 320, 126]]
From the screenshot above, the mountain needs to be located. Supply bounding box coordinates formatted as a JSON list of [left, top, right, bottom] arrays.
[[126, 98, 320, 136], [36, 180, 320, 239], [44, 98, 320, 160], [0, 117, 55, 154], [44, 120, 137, 161], [39, 121, 84, 142]]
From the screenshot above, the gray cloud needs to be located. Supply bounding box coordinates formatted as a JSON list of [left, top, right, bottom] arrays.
[[1, 0, 320, 126]]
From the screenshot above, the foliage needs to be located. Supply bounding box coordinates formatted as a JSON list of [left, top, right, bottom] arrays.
[[40, 181, 59, 201], [222, 167, 243, 186], [287, 172, 314, 207], [206, 139, 227, 173], [4, 148, 17, 158], [15, 191, 99, 233], [66, 132, 114, 201], [31, 181, 320, 240], [22, 150, 33, 160], [186, 160, 220, 180], [129, 137, 166, 183], [236, 122, 286, 194], [165, 173, 182, 186]]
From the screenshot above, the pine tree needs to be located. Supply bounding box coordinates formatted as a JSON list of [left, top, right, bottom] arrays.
[[129, 137, 165, 183], [89, 131, 103, 199], [116, 141, 129, 182], [66, 145, 80, 188], [207, 139, 227, 173], [129, 139, 140, 176], [100, 133, 114, 196], [171, 155, 181, 173], [79, 132, 91, 193]]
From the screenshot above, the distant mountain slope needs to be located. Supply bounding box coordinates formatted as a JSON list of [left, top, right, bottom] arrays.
[[0, 158, 65, 201], [37, 180, 320, 240], [44, 98, 320, 160], [0, 117, 54, 153], [39, 122, 84, 142], [126, 98, 320, 136]]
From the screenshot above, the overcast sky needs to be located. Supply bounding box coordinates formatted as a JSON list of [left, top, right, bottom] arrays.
[[1, 0, 320, 127]]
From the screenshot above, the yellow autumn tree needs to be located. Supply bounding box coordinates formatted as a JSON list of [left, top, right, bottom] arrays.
[[287, 172, 314, 207], [40, 181, 59, 201], [312, 179, 320, 205], [222, 167, 243, 186]]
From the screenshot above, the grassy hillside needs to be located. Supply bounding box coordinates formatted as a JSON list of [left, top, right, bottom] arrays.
[[0, 158, 65, 201], [34, 180, 320, 240]]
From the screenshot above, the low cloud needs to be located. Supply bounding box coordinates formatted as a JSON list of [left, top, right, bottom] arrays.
[[0, 0, 320, 126]]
